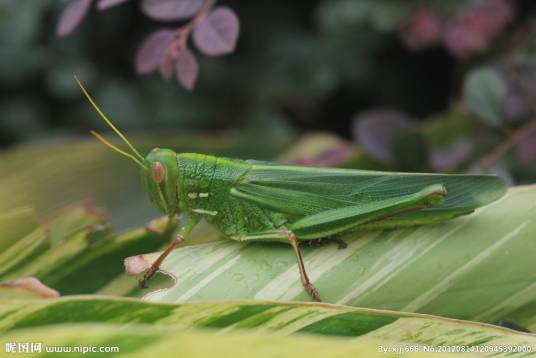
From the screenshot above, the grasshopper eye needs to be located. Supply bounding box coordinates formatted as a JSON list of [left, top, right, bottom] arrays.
[[151, 162, 165, 183]]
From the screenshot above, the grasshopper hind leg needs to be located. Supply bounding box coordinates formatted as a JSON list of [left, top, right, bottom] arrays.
[[285, 231, 322, 302], [234, 230, 323, 302]]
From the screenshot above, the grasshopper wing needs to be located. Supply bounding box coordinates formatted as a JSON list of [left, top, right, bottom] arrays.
[[230, 162, 506, 226]]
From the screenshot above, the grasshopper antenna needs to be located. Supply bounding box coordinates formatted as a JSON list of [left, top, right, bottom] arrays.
[[90, 130, 145, 168], [74, 75, 145, 162]]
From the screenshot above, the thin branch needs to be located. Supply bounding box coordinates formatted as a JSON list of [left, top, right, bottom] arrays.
[[479, 60, 536, 168], [176, 0, 216, 50], [480, 118, 536, 168], [159, 0, 215, 75]]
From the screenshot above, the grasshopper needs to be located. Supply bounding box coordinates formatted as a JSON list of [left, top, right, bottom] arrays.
[[76, 78, 506, 302]]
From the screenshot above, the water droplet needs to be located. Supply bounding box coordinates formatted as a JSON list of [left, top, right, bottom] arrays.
[[276, 260, 288, 269], [232, 273, 244, 282], [353, 266, 365, 275], [260, 261, 272, 271]]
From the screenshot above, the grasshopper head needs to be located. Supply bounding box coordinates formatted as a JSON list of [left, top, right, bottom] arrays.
[[75, 77, 180, 216], [142, 148, 180, 216]]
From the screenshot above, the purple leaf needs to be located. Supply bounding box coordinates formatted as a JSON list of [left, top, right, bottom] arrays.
[[56, 0, 93, 37], [176, 48, 199, 91], [159, 55, 175, 80], [97, 0, 129, 10], [504, 91, 530, 121], [193, 6, 239, 56], [516, 125, 536, 162], [141, 0, 203, 21], [135, 29, 176, 75], [352, 109, 414, 163]]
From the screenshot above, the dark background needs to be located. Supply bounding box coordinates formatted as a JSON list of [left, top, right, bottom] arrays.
[[1, 0, 536, 183]]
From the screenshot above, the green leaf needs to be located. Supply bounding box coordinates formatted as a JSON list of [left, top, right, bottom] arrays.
[[0, 202, 192, 297], [0, 207, 38, 252], [137, 186, 536, 330], [463, 67, 507, 126], [1, 296, 535, 356], [0, 324, 456, 357]]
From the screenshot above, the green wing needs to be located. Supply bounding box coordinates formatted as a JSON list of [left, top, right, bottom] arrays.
[[230, 161, 506, 227]]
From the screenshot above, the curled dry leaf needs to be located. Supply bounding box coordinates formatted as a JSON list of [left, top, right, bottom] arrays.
[[56, 0, 93, 37], [176, 48, 199, 91], [193, 6, 240, 56], [2, 277, 59, 298], [136, 29, 177, 75], [97, 0, 129, 10], [124, 255, 150, 276], [141, 0, 204, 21]]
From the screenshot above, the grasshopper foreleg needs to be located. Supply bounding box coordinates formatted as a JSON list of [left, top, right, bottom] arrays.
[[139, 234, 183, 288]]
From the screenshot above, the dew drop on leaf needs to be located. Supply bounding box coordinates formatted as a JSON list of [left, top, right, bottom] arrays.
[[232, 273, 245, 282]]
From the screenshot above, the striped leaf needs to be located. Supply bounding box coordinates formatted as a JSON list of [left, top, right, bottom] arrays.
[[0, 325, 459, 357], [0, 297, 535, 357], [138, 185, 536, 330]]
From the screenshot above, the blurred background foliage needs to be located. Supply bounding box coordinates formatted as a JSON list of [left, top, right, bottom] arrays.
[[1, 0, 536, 186]]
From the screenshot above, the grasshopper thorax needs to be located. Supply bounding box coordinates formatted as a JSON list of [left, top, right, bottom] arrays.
[[142, 148, 179, 216]]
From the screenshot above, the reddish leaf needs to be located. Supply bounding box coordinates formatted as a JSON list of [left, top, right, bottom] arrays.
[[141, 0, 203, 21], [401, 8, 443, 50], [193, 6, 239, 56], [176, 48, 199, 91], [97, 0, 129, 10], [135, 29, 176, 75], [56, 0, 93, 37], [159, 54, 175, 80]]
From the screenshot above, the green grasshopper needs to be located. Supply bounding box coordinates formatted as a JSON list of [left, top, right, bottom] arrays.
[[76, 78, 506, 302]]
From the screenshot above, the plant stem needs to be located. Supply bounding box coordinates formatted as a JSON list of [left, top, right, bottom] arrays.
[[480, 119, 536, 168], [176, 0, 216, 49], [480, 60, 536, 168]]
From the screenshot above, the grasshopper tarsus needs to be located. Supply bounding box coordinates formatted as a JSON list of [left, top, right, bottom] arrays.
[[335, 239, 348, 249], [306, 238, 347, 249], [306, 283, 322, 302], [138, 278, 148, 289]]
